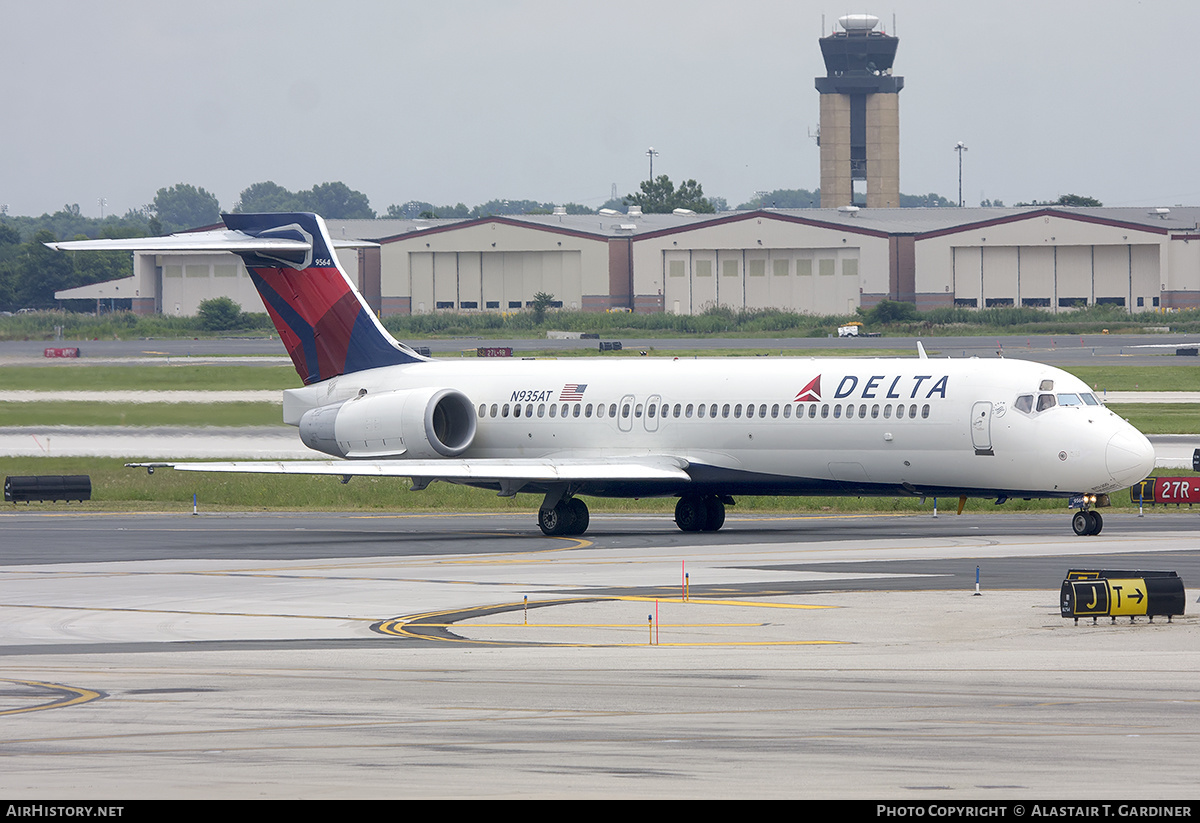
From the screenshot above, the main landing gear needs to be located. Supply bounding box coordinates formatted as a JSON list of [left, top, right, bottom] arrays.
[[1072, 509, 1103, 536], [538, 497, 590, 536], [674, 494, 729, 533]]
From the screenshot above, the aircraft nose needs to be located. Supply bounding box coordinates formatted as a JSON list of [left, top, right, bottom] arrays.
[[1106, 429, 1156, 487]]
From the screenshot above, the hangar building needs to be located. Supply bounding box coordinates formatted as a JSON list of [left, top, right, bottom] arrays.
[[81, 205, 1200, 318]]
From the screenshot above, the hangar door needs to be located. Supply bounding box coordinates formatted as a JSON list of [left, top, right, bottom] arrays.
[[951, 244, 1160, 313], [662, 249, 860, 315], [410, 250, 581, 312]]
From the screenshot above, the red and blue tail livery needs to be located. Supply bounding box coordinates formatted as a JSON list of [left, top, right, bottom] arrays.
[[223, 213, 425, 384]]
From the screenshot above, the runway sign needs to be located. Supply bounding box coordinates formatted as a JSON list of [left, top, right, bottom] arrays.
[[1061, 569, 1185, 622]]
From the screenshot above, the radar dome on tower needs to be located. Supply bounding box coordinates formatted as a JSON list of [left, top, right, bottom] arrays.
[[838, 14, 879, 32]]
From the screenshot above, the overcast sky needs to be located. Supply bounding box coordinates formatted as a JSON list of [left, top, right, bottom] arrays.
[[5, 0, 1199, 219]]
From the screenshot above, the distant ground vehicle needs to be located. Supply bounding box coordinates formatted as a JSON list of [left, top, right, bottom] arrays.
[[838, 321, 881, 338]]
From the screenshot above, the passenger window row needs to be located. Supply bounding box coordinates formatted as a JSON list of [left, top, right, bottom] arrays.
[[477, 401, 933, 421]]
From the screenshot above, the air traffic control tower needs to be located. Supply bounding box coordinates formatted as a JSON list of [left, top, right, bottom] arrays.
[[816, 14, 903, 208]]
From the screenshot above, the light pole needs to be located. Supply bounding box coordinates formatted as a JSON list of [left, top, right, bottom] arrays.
[[954, 142, 968, 207], [646, 147, 659, 179]]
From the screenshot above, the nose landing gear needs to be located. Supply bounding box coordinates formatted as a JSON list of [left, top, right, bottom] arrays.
[[1072, 509, 1103, 536]]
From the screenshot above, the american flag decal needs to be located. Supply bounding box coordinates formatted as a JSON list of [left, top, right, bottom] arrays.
[[559, 383, 588, 401]]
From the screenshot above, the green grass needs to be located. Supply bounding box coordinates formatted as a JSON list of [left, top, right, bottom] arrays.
[[0, 457, 1181, 515], [1105, 404, 1200, 435], [0, 402, 284, 427], [0, 364, 301, 391], [1065, 366, 1200, 392]]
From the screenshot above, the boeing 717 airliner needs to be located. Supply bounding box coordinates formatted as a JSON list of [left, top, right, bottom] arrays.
[[50, 213, 1156, 537]]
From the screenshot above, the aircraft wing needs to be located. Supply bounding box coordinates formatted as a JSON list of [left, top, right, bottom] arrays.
[[127, 456, 691, 484]]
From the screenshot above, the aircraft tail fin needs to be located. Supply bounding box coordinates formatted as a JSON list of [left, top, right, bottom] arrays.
[[221, 213, 424, 384], [49, 213, 427, 384]]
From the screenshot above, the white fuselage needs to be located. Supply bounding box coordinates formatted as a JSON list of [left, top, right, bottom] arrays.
[[282, 355, 1155, 501]]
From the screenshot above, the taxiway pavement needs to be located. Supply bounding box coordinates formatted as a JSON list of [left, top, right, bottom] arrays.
[[0, 510, 1197, 798]]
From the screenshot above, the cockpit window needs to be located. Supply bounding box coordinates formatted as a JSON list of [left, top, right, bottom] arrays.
[[1039, 380, 1054, 391], [1056, 393, 1082, 406], [1036, 394, 1057, 412], [1080, 393, 1100, 406], [1015, 394, 1033, 413]]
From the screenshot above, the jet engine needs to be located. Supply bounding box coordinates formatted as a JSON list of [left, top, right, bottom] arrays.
[[299, 387, 477, 459]]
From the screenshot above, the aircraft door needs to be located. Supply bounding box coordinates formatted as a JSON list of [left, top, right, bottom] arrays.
[[617, 394, 635, 433], [971, 401, 994, 455], [644, 394, 662, 432]]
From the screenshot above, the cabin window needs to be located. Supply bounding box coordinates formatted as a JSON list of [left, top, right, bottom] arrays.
[[648, 403, 657, 418], [549, 404, 557, 418], [833, 404, 842, 418], [883, 405, 892, 419], [560, 404, 569, 418], [845, 404, 854, 419], [585, 404, 593, 418], [895, 404, 904, 419], [1015, 395, 1033, 414], [596, 404, 605, 418], [490, 404, 498, 417], [513, 404, 522, 418], [821, 404, 829, 419], [478, 404, 486, 418], [685, 404, 693, 418], [697, 404, 706, 418], [573, 404, 581, 418], [772, 404, 780, 418], [710, 404, 718, 418], [759, 404, 767, 418], [808, 404, 817, 419], [858, 404, 867, 418], [502, 404, 510, 418], [537, 404, 545, 418], [674, 404, 682, 418], [609, 404, 617, 418], [909, 404, 917, 418], [1037, 394, 1057, 412], [526, 403, 533, 417], [734, 404, 743, 418], [662, 404, 669, 418], [782, 404, 791, 419], [722, 404, 731, 418], [622, 403, 631, 418], [745, 404, 754, 419], [634, 404, 643, 418]]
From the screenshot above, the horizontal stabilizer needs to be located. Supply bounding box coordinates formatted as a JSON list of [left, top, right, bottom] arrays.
[[47, 229, 376, 254]]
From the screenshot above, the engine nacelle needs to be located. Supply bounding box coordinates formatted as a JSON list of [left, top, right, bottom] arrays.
[[299, 387, 477, 459]]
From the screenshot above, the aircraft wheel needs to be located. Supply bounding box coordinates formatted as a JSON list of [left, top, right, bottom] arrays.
[[675, 495, 707, 532], [1072, 511, 1091, 536], [538, 502, 576, 536], [567, 498, 590, 535], [1090, 511, 1103, 535], [702, 497, 725, 532]]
